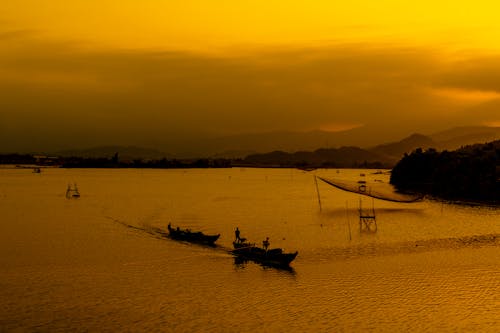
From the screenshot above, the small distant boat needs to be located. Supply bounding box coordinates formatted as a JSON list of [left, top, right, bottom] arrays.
[[358, 180, 367, 192], [167, 223, 220, 245], [297, 167, 317, 172], [33, 167, 41, 173], [231, 241, 298, 267], [66, 183, 80, 199]]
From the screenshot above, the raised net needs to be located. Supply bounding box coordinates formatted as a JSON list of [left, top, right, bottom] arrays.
[[317, 176, 423, 203]]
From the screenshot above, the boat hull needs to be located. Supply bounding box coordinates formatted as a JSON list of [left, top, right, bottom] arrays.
[[231, 242, 298, 267], [168, 228, 220, 245]]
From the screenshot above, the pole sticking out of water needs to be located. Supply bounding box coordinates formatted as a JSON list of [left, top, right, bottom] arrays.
[[372, 197, 376, 217], [314, 176, 322, 212], [346, 201, 352, 241]]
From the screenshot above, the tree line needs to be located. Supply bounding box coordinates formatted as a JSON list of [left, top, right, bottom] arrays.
[[390, 141, 500, 204], [0, 154, 231, 169]]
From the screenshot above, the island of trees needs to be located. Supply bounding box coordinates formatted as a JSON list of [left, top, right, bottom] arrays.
[[390, 140, 499, 204]]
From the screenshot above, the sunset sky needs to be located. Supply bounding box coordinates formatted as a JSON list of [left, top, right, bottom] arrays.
[[1, 1, 500, 153]]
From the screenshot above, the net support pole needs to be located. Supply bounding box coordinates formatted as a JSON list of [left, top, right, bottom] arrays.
[[346, 201, 352, 241], [314, 176, 322, 212]]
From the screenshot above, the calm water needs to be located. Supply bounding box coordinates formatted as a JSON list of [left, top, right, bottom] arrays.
[[0, 167, 498, 332]]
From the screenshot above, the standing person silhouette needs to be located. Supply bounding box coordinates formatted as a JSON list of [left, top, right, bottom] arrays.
[[235, 227, 242, 243], [263, 237, 270, 250]]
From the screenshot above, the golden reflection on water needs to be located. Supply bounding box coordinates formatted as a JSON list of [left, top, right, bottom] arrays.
[[0, 168, 498, 331]]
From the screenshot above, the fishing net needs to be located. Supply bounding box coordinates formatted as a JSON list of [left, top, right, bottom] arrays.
[[317, 176, 423, 203]]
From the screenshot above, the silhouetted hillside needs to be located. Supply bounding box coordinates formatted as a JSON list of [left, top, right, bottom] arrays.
[[367, 127, 500, 161], [242, 146, 392, 168], [191, 126, 499, 158], [41, 126, 500, 160], [429, 126, 500, 150], [177, 128, 375, 158], [369, 133, 436, 160]]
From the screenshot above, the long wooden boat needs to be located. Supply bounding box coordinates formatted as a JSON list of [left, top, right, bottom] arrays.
[[167, 224, 220, 245], [231, 241, 298, 267]]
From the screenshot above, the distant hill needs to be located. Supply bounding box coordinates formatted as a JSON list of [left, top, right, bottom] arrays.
[[177, 126, 397, 158], [429, 126, 500, 150], [367, 126, 500, 161], [241, 146, 392, 168], [429, 126, 500, 142], [50, 126, 500, 162], [237, 126, 500, 168], [369, 133, 436, 160], [180, 126, 500, 158]]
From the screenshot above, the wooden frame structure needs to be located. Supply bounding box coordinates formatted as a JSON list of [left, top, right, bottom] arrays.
[[358, 198, 377, 233]]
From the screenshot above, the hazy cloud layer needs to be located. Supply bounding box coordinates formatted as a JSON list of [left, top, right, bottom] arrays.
[[1, 32, 499, 153]]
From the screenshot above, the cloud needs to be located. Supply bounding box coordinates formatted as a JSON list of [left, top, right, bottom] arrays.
[[435, 55, 500, 93], [1, 32, 499, 152]]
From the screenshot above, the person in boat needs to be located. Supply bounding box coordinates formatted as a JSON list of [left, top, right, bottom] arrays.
[[263, 237, 270, 251], [235, 227, 242, 243]]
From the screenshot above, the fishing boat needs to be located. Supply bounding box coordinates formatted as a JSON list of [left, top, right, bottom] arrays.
[[167, 223, 220, 245], [33, 167, 41, 173], [231, 241, 298, 267]]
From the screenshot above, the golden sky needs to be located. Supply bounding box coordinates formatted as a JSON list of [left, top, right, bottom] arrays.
[[4, 1, 500, 50], [1, 1, 500, 153]]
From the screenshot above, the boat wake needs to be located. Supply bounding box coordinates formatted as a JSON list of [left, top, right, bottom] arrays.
[[104, 215, 229, 251], [104, 215, 169, 239]]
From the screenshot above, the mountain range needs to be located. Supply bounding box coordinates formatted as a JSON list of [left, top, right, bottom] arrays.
[[52, 126, 500, 164]]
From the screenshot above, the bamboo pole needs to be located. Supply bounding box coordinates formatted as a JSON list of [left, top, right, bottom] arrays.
[[314, 176, 322, 212], [346, 201, 352, 241]]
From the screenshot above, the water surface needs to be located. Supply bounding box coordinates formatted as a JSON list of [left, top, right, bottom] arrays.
[[0, 168, 498, 331]]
